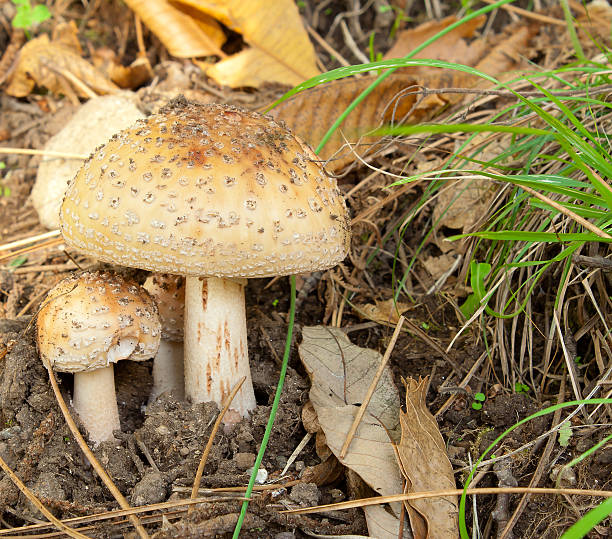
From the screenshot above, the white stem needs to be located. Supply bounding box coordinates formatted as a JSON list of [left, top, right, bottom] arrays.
[[150, 339, 185, 403], [73, 366, 119, 444], [184, 276, 256, 416]]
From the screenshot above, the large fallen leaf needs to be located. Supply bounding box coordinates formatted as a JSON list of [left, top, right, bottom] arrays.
[[124, 0, 226, 58], [396, 378, 458, 538], [299, 326, 404, 536], [203, 0, 320, 87], [269, 74, 424, 170], [6, 33, 117, 98]]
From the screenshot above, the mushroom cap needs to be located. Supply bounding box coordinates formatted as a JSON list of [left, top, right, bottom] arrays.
[[60, 98, 351, 278], [37, 272, 161, 373], [142, 273, 184, 341]]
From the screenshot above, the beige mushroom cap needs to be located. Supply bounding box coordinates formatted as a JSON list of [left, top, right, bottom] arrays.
[[143, 273, 184, 341], [60, 98, 351, 278], [37, 272, 161, 373]]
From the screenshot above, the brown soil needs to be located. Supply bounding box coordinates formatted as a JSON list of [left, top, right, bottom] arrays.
[[1, 2, 611, 538]]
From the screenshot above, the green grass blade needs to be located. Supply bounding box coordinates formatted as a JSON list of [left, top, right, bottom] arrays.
[[560, 497, 612, 538], [232, 275, 296, 538], [459, 399, 612, 539]]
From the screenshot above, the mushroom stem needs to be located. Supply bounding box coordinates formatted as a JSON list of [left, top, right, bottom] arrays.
[[184, 276, 256, 417], [149, 340, 185, 403], [72, 366, 120, 444]]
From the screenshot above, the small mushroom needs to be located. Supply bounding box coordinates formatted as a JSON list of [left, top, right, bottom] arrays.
[[59, 97, 351, 418], [143, 273, 185, 403], [36, 271, 161, 444]]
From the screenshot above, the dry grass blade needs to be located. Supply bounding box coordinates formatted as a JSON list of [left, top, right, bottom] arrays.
[[0, 454, 89, 538], [0, 230, 61, 253], [44, 363, 150, 539], [0, 148, 87, 159], [340, 315, 405, 459], [519, 183, 612, 239], [0, 237, 64, 264], [282, 486, 612, 515], [189, 376, 246, 513]]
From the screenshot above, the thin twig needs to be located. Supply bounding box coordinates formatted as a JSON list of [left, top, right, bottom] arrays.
[[44, 363, 150, 539], [0, 454, 89, 538], [0, 148, 87, 159], [189, 377, 246, 514], [283, 486, 612, 515]]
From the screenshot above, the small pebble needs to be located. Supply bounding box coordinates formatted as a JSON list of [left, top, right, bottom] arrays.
[[234, 452, 256, 470], [289, 482, 320, 507], [155, 425, 170, 436], [246, 466, 268, 484], [179, 447, 190, 457], [294, 460, 305, 472], [131, 471, 167, 506]]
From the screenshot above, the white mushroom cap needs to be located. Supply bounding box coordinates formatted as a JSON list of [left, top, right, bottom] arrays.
[[143, 273, 184, 342], [37, 272, 161, 373], [59, 98, 351, 278]]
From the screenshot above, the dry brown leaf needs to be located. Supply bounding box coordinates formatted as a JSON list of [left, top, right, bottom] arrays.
[[384, 15, 486, 68], [6, 33, 117, 98], [299, 326, 404, 536], [397, 377, 458, 539], [124, 0, 226, 58], [355, 298, 411, 325], [576, 1, 612, 45], [204, 0, 320, 87], [269, 74, 423, 171], [300, 454, 344, 486], [422, 253, 460, 281], [93, 48, 153, 89], [474, 24, 536, 79]]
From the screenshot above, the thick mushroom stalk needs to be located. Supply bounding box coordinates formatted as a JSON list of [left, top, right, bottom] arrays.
[[37, 272, 160, 444], [72, 337, 138, 442], [184, 276, 255, 416]]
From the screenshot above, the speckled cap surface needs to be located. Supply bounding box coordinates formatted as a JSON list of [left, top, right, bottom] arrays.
[[37, 272, 161, 373], [60, 98, 351, 277]]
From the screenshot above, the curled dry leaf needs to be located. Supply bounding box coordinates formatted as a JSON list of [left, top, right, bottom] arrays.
[[6, 34, 117, 98], [397, 377, 458, 539], [354, 298, 411, 326], [299, 326, 405, 536], [202, 0, 320, 88], [124, 0, 226, 58]]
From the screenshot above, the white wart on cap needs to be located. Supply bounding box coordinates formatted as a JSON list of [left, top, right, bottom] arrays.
[[59, 98, 351, 418], [37, 271, 160, 443]]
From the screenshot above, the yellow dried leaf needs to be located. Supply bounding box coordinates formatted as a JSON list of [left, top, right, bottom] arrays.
[[172, 0, 235, 31], [205, 0, 320, 87], [124, 0, 226, 58], [397, 377, 458, 539], [6, 34, 117, 98]]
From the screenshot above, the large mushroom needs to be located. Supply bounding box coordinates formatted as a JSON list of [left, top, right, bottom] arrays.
[[59, 97, 351, 418], [37, 271, 161, 444]]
